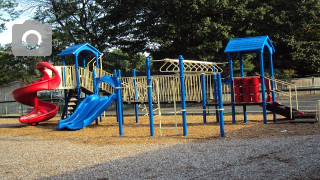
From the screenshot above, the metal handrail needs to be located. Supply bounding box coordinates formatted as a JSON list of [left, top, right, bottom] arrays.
[[265, 77, 298, 119]]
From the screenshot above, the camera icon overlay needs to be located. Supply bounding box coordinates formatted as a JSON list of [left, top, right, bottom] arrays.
[[12, 20, 52, 56]]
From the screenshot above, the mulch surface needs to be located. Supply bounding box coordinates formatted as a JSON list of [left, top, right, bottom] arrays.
[[0, 114, 319, 145]]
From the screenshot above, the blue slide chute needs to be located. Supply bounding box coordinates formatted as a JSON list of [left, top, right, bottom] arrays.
[[58, 94, 117, 130], [59, 75, 118, 130]]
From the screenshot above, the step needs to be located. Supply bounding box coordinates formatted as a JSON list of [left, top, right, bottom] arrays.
[[290, 118, 317, 123], [67, 112, 73, 115], [68, 107, 76, 110], [69, 98, 78, 102], [160, 127, 178, 130], [68, 102, 77, 106], [206, 99, 218, 103], [294, 114, 316, 119]]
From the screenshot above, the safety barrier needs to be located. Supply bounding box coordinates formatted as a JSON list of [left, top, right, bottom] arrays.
[[55, 66, 76, 89], [55, 65, 230, 103], [265, 77, 298, 119], [317, 100, 320, 121], [120, 74, 230, 103]]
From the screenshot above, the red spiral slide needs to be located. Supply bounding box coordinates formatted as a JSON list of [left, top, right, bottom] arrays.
[[12, 62, 61, 125]]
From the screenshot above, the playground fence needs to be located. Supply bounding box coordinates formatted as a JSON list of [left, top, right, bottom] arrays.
[[0, 77, 319, 116]]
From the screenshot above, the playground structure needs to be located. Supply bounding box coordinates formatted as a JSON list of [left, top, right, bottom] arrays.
[[224, 36, 316, 124], [54, 43, 227, 136], [12, 36, 317, 136], [12, 62, 61, 125]]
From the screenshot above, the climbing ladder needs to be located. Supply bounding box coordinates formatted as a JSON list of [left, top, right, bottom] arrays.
[[155, 78, 178, 136], [120, 76, 179, 135]]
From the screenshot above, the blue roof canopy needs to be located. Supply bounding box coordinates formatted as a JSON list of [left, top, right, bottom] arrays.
[[57, 43, 102, 58], [224, 36, 275, 54]]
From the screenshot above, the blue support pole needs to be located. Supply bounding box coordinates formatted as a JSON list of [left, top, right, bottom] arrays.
[[259, 51, 267, 124], [95, 54, 102, 123], [93, 70, 96, 95], [201, 72, 206, 123], [238, 52, 244, 77], [133, 69, 139, 123], [83, 57, 87, 98], [96, 54, 100, 71], [228, 53, 236, 123], [269, 53, 277, 122], [239, 53, 247, 123], [95, 55, 100, 95], [213, 67, 219, 122], [179, 55, 188, 136], [114, 69, 119, 123], [146, 58, 155, 136], [217, 73, 225, 137], [75, 55, 81, 105], [64, 90, 68, 118], [62, 57, 69, 118], [62, 57, 67, 87], [93, 70, 99, 125], [118, 69, 124, 124], [116, 72, 123, 135]]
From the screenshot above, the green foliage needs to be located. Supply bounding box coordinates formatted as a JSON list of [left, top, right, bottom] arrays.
[[0, 0, 319, 86], [0, 45, 44, 86], [102, 49, 146, 75], [274, 69, 297, 79], [232, 55, 256, 77], [0, 0, 20, 34]]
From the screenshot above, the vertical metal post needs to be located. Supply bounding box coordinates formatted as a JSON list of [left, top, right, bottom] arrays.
[[228, 53, 236, 123], [133, 69, 139, 123], [4, 94, 7, 115], [259, 51, 267, 124], [64, 89, 68, 118], [239, 52, 244, 77], [83, 57, 87, 98], [316, 100, 320, 121], [217, 73, 225, 137], [239, 52, 247, 123], [269, 53, 277, 122], [116, 71, 123, 135], [114, 69, 119, 123], [62, 57, 69, 118], [93, 70, 99, 125], [62, 57, 67, 87], [179, 55, 188, 136], [75, 55, 81, 105], [213, 67, 219, 122], [118, 70, 124, 124], [93, 70, 96, 95], [146, 58, 155, 136], [201, 72, 206, 123], [96, 54, 100, 90]]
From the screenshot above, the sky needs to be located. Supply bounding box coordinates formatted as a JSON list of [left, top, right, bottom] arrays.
[[0, 16, 30, 46], [0, 1, 32, 46]]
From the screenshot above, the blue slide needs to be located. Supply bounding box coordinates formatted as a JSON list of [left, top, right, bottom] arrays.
[[58, 93, 117, 130]]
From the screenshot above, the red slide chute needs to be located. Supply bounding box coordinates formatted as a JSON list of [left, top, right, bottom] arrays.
[[12, 62, 61, 125]]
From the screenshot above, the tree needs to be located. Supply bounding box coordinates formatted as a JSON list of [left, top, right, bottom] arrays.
[[1, 0, 319, 84], [0, 0, 20, 34], [102, 49, 145, 75], [0, 44, 43, 86], [254, 0, 320, 77]]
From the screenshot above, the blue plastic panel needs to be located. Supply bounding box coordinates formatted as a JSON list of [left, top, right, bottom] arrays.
[[224, 36, 275, 54], [58, 94, 117, 130], [58, 43, 102, 57]]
